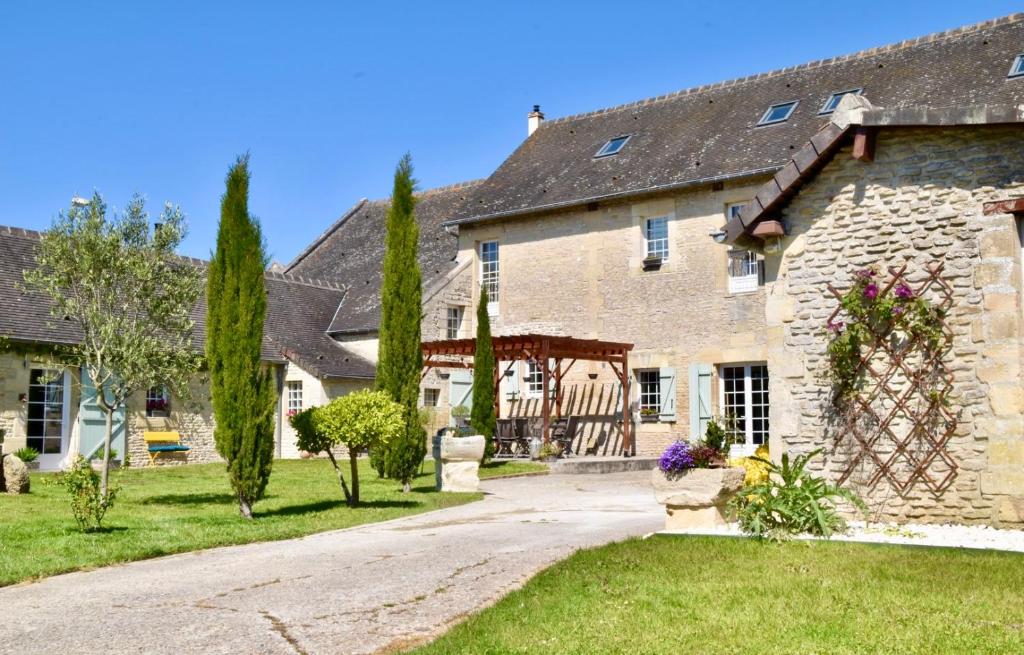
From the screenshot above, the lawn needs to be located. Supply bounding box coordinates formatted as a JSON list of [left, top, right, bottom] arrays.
[[0, 458, 506, 587], [412, 535, 1024, 655], [479, 460, 548, 479]]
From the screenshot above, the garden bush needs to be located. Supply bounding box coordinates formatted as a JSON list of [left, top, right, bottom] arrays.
[[730, 448, 865, 540], [58, 455, 120, 531]]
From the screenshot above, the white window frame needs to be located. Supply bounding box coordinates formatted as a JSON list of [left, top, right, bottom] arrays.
[[445, 306, 463, 340], [637, 369, 661, 413], [726, 202, 746, 222], [818, 88, 862, 115], [718, 363, 769, 448], [1009, 54, 1024, 78], [146, 386, 171, 418], [479, 240, 499, 315], [727, 249, 761, 294], [595, 135, 630, 158], [524, 360, 544, 398], [286, 381, 303, 416], [644, 216, 669, 261], [26, 368, 71, 458], [423, 388, 440, 407], [757, 101, 798, 126]]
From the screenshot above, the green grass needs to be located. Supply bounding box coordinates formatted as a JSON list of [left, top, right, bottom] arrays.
[[0, 458, 479, 587], [412, 535, 1024, 655], [479, 460, 548, 479]]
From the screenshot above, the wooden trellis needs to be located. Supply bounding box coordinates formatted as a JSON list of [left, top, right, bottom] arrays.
[[827, 263, 958, 495]]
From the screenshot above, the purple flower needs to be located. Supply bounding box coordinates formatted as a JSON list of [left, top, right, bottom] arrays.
[[827, 320, 845, 333], [855, 269, 876, 280], [863, 283, 879, 300], [893, 306, 905, 317], [659, 441, 695, 474], [894, 283, 914, 299]]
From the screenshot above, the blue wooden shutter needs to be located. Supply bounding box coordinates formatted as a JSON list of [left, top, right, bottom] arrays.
[[79, 369, 126, 460], [449, 369, 473, 419], [688, 363, 713, 441], [505, 361, 520, 399], [658, 367, 677, 422]]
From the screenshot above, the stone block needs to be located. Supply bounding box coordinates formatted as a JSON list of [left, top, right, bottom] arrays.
[[440, 460, 481, 493], [979, 231, 1017, 259], [2, 454, 30, 494]]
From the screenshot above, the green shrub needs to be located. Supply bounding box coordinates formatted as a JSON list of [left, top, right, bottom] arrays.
[[703, 418, 727, 452], [88, 447, 118, 462], [14, 446, 39, 463], [730, 448, 865, 540], [58, 456, 119, 531]]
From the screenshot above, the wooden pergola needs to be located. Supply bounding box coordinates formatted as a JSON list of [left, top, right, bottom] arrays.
[[422, 334, 635, 455]]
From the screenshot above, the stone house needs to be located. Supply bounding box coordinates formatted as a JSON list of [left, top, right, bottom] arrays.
[[0, 225, 375, 470], [720, 102, 1024, 525]]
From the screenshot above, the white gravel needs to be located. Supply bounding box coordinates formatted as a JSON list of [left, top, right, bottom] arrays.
[[661, 521, 1024, 553]]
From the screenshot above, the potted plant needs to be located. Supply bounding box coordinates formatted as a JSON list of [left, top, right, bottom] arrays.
[[640, 408, 659, 423], [537, 441, 562, 463], [651, 439, 745, 530], [89, 448, 121, 471], [14, 447, 39, 471], [450, 404, 470, 428]]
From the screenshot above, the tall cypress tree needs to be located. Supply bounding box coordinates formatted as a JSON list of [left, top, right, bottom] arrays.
[[471, 286, 497, 462], [207, 155, 277, 519], [375, 154, 425, 492]]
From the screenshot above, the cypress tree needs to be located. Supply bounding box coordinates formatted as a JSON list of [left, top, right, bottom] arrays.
[[471, 286, 497, 461], [207, 155, 277, 519], [375, 154, 425, 492]]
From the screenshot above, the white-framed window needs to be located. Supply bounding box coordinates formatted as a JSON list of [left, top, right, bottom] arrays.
[[757, 101, 798, 126], [286, 381, 303, 416], [423, 388, 440, 407], [726, 202, 746, 221], [819, 88, 862, 114], [446, 306, 463, 340], [480, 240, 499, 313], [1008, 54, 1024, 78], [26, 369, 67, 455], [728, 249, 762, 294], [525, 360, 544, 397], [719, 363, 769, 446], [146, 386, 171, 418], [637, 369, 661, 414], [644, 217, 669, 260]]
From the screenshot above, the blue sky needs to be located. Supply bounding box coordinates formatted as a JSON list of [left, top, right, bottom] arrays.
[[1, 1, 1020, 262]]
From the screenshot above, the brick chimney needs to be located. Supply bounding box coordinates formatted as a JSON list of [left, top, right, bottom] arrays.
[[527, 104, 545, 136]]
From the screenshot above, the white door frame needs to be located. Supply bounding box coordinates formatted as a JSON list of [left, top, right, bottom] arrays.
[[30, 369, 72, 471]]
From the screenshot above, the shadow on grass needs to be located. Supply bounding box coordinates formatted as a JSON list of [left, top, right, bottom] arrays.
[[140, 492, 237, 506], [256, 498, 421, 518]]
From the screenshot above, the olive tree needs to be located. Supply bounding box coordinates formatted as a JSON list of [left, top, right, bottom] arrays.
[[24, 193, 203, 501], [313, 390, 404, 506]]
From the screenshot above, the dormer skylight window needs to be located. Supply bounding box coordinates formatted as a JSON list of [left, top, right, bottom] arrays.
[[757, 101, 798, 126], [595, 135, 630, 158], [819, 88, 862, 114], [1009, 54, 1024, 78]]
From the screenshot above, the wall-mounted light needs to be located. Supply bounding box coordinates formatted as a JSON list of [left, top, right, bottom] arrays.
[[708, 230, 728, 244], [18, 393, 27, 404]]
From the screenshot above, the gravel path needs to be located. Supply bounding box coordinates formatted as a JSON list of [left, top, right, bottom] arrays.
[[663, 521, 1024, 552], [0, 472, 662, 655]]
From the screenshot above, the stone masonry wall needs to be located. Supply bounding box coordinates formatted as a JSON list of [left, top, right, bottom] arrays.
[[766, 125, 1024, 526], [457, 178, 772, 456]]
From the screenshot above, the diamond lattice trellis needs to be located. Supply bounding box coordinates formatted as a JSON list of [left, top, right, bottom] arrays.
[[827, 263, 958, 495]]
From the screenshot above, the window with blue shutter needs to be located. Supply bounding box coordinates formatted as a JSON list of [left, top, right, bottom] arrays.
[[688, 363, 713, 441], [658, 367, 677, 421], [448, 370, 473, 425]]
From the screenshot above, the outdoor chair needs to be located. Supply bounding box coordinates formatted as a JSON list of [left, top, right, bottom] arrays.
[[553, 415, 579, 456], [495, 419, 517, 458]]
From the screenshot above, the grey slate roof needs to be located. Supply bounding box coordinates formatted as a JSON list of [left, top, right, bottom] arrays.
[[285, 180, 482, 334], [449, 13, 1024, 225], [0, 225, 375, 379]]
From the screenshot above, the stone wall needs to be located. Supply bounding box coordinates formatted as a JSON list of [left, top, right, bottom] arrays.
[[766, 125, 1024, 526], [455, 178, 772, 456], [125, 375, 219, 467]]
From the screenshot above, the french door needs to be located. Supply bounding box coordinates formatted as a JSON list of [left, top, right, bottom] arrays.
[[26, 369, 71, 470], [719, 363, 769, 455]]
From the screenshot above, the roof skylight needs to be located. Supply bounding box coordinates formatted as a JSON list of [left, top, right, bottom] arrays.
[[819, 88, 862, 114], [757, 101, 798, 126], [595, 135, 630, 157], [1009, 54, 1024, 78]]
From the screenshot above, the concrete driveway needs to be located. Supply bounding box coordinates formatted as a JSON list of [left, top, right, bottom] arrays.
[[0, 471, 661, 655]]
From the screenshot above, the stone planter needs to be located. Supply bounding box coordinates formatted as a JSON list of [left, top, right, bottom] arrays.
[[90, 460, 122, 472], [439, 435, 485, 492], [651, 466, 745, 530]]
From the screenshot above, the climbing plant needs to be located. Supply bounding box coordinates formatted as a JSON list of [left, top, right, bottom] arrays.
[[824, 264, 958, 494]]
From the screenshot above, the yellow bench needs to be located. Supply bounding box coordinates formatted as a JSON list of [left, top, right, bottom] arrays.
[[143, 431, 190, 466]]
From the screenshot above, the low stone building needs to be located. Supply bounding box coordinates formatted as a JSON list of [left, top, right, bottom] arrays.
[[0, 225, 374, 470]]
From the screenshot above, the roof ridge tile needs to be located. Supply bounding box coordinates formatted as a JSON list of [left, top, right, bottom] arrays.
[[541, 13, 1024, 127]]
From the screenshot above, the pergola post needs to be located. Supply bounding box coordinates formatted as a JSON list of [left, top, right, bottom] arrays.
[[493, 354, 501, 420], [554, 358, 563, 419], [541, 338, 551, 443], [621, 349, 632, 457]]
